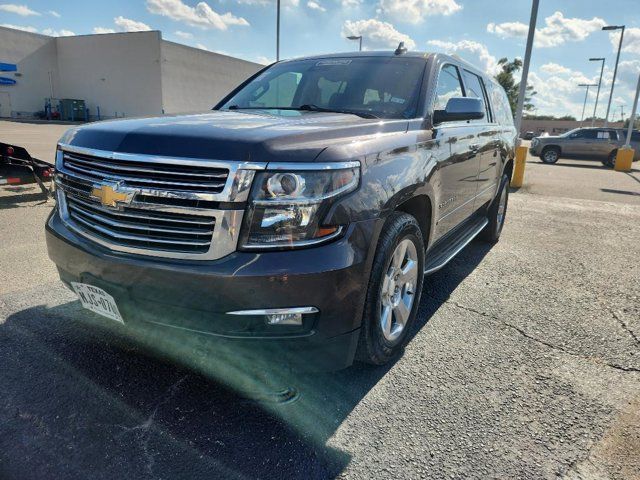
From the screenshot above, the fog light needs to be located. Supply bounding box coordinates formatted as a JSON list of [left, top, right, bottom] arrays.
[[226, 306, 318, 326], [266, 313, 302, 325]]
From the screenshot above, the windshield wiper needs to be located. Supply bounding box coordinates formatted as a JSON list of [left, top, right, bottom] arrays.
[[297, 104, 379, 119], [226, 104, 378, 119]]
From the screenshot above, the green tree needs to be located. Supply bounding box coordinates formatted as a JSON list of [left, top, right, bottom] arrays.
[[495, 57, 536, 117]]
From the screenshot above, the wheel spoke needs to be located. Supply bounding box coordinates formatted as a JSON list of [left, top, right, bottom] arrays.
[[398, 258, 418, 284], [393, 298, 410, 326], [393, 240, 407, 269], [381, 305, 392, 336]]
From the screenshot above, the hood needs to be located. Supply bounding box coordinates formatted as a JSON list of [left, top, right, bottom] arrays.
[[60, 110, 408, 163]]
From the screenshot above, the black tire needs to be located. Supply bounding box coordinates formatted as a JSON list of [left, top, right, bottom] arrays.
[[540, 146, 560, 164], [480, 173, 509, 243], [603, 150, 617, 168], [356, 212, 425, 365]]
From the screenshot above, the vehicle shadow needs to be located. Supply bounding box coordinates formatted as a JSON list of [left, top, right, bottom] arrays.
[[0, 190, 50, 209], [0, 241, 491, 480]]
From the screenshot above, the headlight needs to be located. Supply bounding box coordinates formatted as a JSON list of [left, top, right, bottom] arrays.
[[240, 162, 360, 249]]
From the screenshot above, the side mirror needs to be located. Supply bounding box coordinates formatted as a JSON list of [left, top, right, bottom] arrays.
[[433, 97, 485, 124]]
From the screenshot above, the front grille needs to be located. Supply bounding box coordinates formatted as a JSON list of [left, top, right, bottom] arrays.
[[62, 151, 229, 194], [65, 193, 214, 254], [55, 146, 250, 259]]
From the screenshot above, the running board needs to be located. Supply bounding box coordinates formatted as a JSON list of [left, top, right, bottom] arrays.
[[424, 217, 489, 275]]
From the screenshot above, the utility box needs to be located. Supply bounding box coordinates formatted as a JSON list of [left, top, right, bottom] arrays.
[[59, 99, 86, 121]]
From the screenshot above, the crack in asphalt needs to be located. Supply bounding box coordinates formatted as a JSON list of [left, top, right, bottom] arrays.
[[115, 375, 189, 475], [609, 309, 640, 346], [437, 298, 640, 375]]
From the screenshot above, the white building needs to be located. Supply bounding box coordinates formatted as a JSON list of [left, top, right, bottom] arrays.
[[0, 26, 262, 120]]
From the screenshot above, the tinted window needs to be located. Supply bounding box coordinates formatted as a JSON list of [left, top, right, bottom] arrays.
[[583, 130, 598, 139], [487, 81, 513, 126], [433, 64, 463, 111], [221, 57, 426, 119], [632, 131, 640, 141], [462, 70, 490, 122]]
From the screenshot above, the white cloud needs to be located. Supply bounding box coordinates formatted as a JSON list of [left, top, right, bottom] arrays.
[[0, 4, 40, 16], [307, 0, 326, 12], [539, 63, 572, 76], [146, 0, 249, 30], [341, 0, 362, 7], [93, 26, 116, 34], [535, 11, 606, 47], [427, 39, 498, 75], [114, 16, 152, 32], [48, 10, 60, 18], [41, 28, 75, 36], [487, 12, 607, 48], [196, 42, 211, 51], [255, 55, 274, 65], [378, 0, 462, 25], [487, 21, 528, 39], [610, 27, 640, 56], [0, 23, 37, 32], [175, 30, 193, 39], [342, 19, 415, 50]]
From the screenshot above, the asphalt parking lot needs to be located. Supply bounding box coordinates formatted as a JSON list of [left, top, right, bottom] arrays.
[[1, 121, 639, 479]]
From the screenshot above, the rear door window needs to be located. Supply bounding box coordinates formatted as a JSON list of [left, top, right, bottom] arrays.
[[596, 130, 611, 140], [462, 70, 491, 123]]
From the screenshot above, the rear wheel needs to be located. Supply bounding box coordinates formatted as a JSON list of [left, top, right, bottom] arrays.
[[480, 173, 509, 243], [603, 150, 617, 168], [356, 212, 425, 365], [541, 147, 560, 164]]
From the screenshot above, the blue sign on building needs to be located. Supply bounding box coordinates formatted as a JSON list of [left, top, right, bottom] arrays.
[[0, 77, 17, 85], [0, 62, 17, 72]]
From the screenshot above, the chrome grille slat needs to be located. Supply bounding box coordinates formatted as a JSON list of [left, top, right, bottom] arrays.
[[64, 162, 226, 190], [68, 204, 214, 236], [69, 213, 212, 247], [67, 194, 214, 225], [64, 153, 228, 179]]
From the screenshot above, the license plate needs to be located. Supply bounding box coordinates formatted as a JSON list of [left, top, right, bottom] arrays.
[[71, 282, 124, 324]]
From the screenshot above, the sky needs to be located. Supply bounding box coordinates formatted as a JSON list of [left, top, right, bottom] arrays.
[[1, 0, 639, 120]]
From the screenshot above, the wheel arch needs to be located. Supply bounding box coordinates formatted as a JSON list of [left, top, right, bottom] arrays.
[[395, 194, 432, 249]]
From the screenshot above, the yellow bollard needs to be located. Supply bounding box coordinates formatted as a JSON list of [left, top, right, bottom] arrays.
[[614, 147, 634, 172], [511, 145, 528, 187]]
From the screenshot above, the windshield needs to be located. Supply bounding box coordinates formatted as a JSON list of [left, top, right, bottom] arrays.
[[219, 57, 426, 119], [560, 128, 581, 137]]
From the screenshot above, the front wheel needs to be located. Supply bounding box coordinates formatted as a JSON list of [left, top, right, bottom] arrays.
[[356, 212, 425, 365], [541, 147, 560, 164], [480, 173, 509, 243]]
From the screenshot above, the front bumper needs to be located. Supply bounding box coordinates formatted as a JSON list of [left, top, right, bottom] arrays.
[[46, 210, 380, 370]]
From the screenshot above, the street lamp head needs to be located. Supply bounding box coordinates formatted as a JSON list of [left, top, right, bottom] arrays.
[[589, 57, 605, 61], [347, 35, 362, 40], [602, 25, 624, 31]]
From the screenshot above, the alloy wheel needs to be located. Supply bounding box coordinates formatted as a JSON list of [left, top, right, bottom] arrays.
[[379, 238, 419, 342]]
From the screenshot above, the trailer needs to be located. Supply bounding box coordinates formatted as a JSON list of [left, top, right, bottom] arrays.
[[0, 142, 54, 196]]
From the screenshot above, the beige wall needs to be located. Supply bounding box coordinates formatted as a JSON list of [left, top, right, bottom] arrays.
[[160, 41, 261, 114], [0, 27, 262, 120], [521, 119, 625, 135], [56, 31, 164, 118], [0, 26, 58, 117]]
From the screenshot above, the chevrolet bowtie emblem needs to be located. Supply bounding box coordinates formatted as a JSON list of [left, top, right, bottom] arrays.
[[91, 183, 133, 208]]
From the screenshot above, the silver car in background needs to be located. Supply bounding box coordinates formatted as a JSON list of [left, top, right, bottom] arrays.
[[529, 127, 640, 167]]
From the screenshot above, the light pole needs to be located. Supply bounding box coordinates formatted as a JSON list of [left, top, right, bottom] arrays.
[[602, 25, 625, 127], [514, 0, 539, 134], [347, 35, 362, 51], [589, 57, 605, 127], [578, 83, 598, 126], [276, 0, 280, 61]]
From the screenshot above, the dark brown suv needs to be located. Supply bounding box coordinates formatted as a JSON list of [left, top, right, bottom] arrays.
[[47, 50, 516, 371]]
